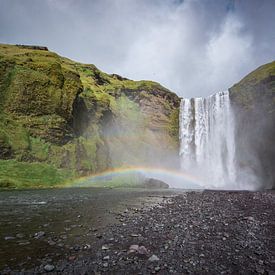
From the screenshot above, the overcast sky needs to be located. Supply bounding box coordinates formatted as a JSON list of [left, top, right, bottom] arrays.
[[0, 0, 274, 97]]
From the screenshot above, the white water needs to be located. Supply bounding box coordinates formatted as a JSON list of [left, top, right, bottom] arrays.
[[179, 91, 238, 189]]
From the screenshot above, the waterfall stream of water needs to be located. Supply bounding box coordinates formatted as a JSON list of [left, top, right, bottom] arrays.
[[179, 91, 237, 189]]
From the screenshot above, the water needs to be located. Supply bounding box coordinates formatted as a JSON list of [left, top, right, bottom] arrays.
[[179, 91, 237, 189], [0, 187, 177, 270]]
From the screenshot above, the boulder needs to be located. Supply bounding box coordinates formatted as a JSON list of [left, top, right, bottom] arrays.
[[143, 178, 169, 189]]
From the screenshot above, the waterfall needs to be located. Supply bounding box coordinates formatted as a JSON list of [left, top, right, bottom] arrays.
[[179, 91, 237, 189]]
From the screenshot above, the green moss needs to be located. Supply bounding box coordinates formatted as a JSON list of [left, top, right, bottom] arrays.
[[0, 159, 72, 188], [0, 114, 30, 157], [29, 137, 50, 161], [168, 108, 180, 140], [230, 61, 275, 111], [0, 43, 180, 188]]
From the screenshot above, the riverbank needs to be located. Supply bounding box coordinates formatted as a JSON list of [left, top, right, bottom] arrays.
[[0, 189, 274, 274]]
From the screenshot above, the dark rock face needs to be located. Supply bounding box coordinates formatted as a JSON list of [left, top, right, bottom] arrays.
[[229, 61, 275, 189], [143, 178, 169, 189], [15, 44, 48, 51]]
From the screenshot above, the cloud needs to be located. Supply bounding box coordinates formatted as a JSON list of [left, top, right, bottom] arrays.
[[0, 0, 274, 97]]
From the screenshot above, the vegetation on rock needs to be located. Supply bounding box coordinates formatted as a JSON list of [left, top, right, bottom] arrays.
[[0, 44, 180, 188]]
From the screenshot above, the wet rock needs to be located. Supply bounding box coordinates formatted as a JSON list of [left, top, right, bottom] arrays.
[[44, 264, 55, 272], [16, 233, 24, 239], [18, 241, 31, 245], [4, 236, 15, 240], [34, 231, 45, 239]]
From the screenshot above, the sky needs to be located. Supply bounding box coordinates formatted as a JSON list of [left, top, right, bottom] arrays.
[[0, 0, 274, 98]]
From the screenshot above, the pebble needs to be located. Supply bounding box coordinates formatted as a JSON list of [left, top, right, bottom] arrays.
[[48, 240, 56, 246], [155, 266, 161, 272], [44, 264, 55, 272], [34, 231, 45, 239], [4, 236, 15, 240], [68, 256, 76, 261], [138, 246, 149, 255], [102, 245, 109, 250], [103, 256, 110, 260], [148, 255, 160, 262], [83, 244, 91, 249], [18, 241, 31, 245], [129, 244, 139, 251]]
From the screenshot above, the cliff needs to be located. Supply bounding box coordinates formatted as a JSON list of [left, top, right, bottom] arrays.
[[229, 61, 275, 188], [0, 44, 180, 188]]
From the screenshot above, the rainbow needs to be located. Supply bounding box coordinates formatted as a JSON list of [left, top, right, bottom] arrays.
[[68, 166, 203, 188]]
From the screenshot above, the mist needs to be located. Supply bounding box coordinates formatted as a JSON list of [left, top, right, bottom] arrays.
[[1, 0, 274, 97]]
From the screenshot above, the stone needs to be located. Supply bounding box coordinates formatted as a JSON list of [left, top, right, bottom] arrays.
[[143, 178, 169, 189], [48, 240, 56, 246], [148, 255, 160, 262], [155, 266, 161, 272], [129, 244, 139, 251], [138, 246, 149, 255], [83, 244, 91, 249], [34, 231, 45, 239], [44, 264, 55, 272], [4, 236, 15, 240], [68, 256, 76, 261]]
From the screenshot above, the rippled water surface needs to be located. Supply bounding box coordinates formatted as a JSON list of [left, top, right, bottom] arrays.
[[0, 187, 179, 270]]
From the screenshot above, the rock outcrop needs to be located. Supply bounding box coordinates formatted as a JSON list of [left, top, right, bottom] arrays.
[[0, 44, 180, 187], [229, 61, 275, 189]]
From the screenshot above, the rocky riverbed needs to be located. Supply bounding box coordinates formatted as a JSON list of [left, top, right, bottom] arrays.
[[0, 188, 274, 274]]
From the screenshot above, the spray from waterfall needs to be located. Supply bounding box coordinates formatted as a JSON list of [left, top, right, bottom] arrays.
[[179, 91, 239, 189]]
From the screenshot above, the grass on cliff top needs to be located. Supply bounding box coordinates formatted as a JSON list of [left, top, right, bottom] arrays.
[[231, 61, 275, 89], [0, 160, 72, 189]]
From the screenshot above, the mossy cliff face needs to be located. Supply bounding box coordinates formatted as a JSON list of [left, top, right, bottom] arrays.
[[0, 44, 180, 187], [229, 61, 275, 188]]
